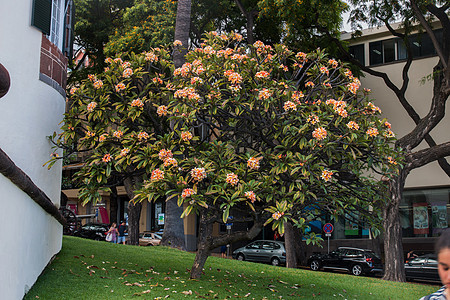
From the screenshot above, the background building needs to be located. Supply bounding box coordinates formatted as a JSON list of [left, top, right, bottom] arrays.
[[307, 21, 449, 256], [0, 0, 73, 298]]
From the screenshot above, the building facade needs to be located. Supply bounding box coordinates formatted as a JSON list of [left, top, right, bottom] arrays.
[[0, 0, 73, 298], [313, 22, 450, 256]]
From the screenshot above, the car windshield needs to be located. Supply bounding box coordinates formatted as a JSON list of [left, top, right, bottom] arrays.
[[153, 233, 162, 239]]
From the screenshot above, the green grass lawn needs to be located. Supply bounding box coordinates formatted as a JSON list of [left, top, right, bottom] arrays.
[[25, 236, 438, 299]]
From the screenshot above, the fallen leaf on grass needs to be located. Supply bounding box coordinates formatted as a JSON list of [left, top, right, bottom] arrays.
[[69, 269, 80, 276], [181, 290, 193, 295]]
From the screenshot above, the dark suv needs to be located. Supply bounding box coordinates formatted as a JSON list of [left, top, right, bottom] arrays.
[[307, 247, 383, 276]]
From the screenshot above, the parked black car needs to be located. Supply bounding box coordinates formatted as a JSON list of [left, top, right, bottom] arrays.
[[307, 247, 383, 276], [232, 240, 286, 266], [405, 254, 440, 283], [73, 223, 109, 241]]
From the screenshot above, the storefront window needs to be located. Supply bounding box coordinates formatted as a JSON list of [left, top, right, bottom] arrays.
[[400, 188, 450, 237]]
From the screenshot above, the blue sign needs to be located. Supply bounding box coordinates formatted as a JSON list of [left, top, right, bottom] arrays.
[[323, 223, 334, 233]]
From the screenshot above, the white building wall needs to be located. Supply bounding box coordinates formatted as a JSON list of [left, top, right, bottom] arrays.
[[0, 0, 64, 299], [354, 43, 450, 188]]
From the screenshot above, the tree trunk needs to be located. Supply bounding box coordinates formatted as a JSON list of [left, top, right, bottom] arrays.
[[127, 201, 142, 245], [159, 0, 191, 250], [382, 171, 408, 282], [173, 0, 191, 68], [123, 176, 143, 245], [161, 195, 186, 250], [284, 222, 306, 268], [190, 214, 213, 279], [284, 222, 297, 268]]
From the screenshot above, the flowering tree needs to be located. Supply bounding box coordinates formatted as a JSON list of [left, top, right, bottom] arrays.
[[131, 32, 399, 278], [50, 48, 174, 244]]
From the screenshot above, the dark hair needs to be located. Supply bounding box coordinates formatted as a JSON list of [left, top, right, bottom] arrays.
[[435, 229, 450, 255]]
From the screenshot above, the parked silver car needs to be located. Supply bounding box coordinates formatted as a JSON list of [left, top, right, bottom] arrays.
[[232, 240, 286, 266]]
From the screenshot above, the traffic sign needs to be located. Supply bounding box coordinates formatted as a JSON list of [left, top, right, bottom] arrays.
[[323, 223, 334, 233]]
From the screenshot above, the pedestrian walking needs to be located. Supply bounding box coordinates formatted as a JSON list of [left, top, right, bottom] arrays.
[[117, 220, 127, 245], [106, 222, 118, 243]]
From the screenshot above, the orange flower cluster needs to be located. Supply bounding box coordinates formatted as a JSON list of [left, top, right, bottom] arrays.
[[326, 99, 348, 118], [87, 102, 97, 112], [255, 71, 270, 79], [272, 211, 284, 220], [247, 157, 261, 170], [157, 105, 168, 116], [258, 88, 272, 100], [190, 77, 203, 85], [312, 127, 327, 140], [346, 121, 359, 130], [307, 114, 319, 125], [99, 133, 108, 142], [120, 148, 130, 157], [122, 62, 131, 69], [115, 83, 126, 92], [328, 59, 339, 68], [102, 153, 112, 163], [191, 167, 207, 182], [181, 131, 193, 142], [158, 149, 173, 161], [182, 188, 196, 199], [305, 81, 315, 88], [383, 129, 395, 138], [174, 62, 192, 77], [152, 77, 163, 85], [69, 87, 78, 95], [224, 70, 243, 85], [86, 131, 95, 138], [93, 80, 103, 89], [137, 131, 149, 140], [88, 74, 97, 81], [366, 127, 379, 137], [384, 121, 392, 128], [292, 91, 304, 103], [226, 173, 239, 186], [145, 52, 158, 62], [320, 66, 329, 76], [283, 101, 297, 112], [245, 191, 256, 203], [388, 156, 397, 165], [253, 41, 265, 48], [113, 130, 123, 139], [366, 102, 382, 114], [321, 170, 333, 181], [123, 68, 133, 78], [296, 52, 307, 62], [131, 99, 144, 108], [173, 40, 182, 46], [174, 87, 199, 100], [163, 157, 178, 167], [151, 168, 164, 181], [231, 54, 248, 62]]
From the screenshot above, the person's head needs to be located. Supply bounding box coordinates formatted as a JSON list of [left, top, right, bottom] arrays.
[[121, 220, 125, 225], [112, 222, 117, 227], [436, 229, 450, 288]]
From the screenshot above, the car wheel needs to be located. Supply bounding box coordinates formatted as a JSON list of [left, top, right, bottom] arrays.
[[310, 260, 320, 271], [146, 243, 153, 246], [271, 257, 280, 266], [237, 254, 245, 261], [351, 264, 363, 276]]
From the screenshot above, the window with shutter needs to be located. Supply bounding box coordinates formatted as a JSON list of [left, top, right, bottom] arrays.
[[31, 0, 52, 35]]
